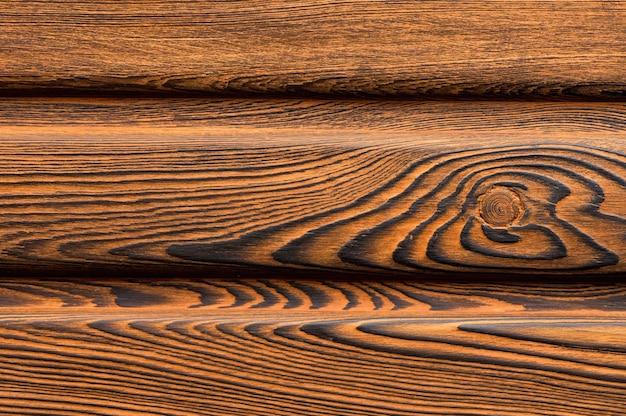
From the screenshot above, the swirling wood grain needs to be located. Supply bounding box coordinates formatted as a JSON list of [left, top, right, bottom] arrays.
[[0, 280, 625, 415], [177, 144, 626, 273], [2, 99, 626, 276]]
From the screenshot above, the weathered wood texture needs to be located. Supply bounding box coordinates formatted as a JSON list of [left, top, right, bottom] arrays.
[[0, 279, 624, 415], [0, 1, 624, 99], [3, 3, 625, 415], [2, 99, 626, 276]]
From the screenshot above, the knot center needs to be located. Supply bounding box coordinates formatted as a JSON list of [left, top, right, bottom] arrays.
[[479, 187, 522, 227]]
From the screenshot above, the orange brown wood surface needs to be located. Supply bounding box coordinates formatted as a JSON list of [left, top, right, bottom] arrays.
[[1, 1, 626, 414], [1, 99, 626, 276], [0, 279, 624, 416], [0, 1, 624, 99]]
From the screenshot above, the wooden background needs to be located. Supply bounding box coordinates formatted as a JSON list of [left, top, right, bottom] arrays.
[[1, 1, 626, 415]]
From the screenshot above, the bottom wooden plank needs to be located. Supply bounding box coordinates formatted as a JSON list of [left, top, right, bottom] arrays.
[[0, 280, 624, 415]]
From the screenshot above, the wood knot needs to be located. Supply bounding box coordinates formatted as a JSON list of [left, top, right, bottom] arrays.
[[478, 187, 522, 227]]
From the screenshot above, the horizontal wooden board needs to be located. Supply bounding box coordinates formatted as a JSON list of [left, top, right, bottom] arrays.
[[0, 280, 625, 415], [0, 1, 624, 99], [3, 279, 626, 313], [2, 99, 626, 276]]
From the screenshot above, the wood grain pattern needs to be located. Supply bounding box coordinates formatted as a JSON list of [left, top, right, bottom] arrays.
[[2, 98, 626, 276], [4, 3, 625, 415], [0, 279, 625, 415], [0, 1, 624, 99]]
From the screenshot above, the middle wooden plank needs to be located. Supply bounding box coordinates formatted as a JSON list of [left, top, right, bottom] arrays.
[[1, 99, 626, 276]]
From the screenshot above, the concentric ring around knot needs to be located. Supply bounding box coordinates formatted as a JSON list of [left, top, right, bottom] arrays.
[[478, 187, 522, 227]]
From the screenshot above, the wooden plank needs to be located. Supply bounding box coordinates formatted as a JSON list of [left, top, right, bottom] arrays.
[[1, 98, 626, 276], [0, 279, 624, 415], [0, 1, 624, 99]]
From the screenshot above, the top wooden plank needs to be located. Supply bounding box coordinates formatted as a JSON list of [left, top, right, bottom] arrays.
[[0, 0, 624, 99]]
